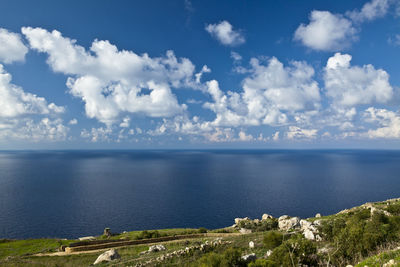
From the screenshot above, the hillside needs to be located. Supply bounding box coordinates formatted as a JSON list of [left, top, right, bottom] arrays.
[[2, 198, 400, 266]]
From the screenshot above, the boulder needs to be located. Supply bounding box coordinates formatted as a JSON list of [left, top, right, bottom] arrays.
[[235, 217, 250, 225], [278, 215, 289, 221], [300, 219, 312, 230], [78, 236, 95, 241], [93, 249, 120, 265], [278, 216, 300, 231], [148, 244, 166, 252], [249, 241, 255, 248], [239, 228, 252, 234], [241, 253, 257, 262], [303, 229, 315, 240], [262, 214, 274, 220], [315, 213, 321, 218]]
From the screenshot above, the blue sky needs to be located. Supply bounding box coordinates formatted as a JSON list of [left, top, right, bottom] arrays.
[[1, 0, 400, 149]]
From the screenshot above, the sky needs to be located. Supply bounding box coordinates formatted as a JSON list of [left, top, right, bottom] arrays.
[[1, 0, 400, 149]]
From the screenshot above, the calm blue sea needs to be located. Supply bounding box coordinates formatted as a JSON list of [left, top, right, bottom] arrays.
[[0, 150, 400, 239]]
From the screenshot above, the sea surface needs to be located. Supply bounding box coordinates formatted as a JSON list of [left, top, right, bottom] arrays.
[[0, 150, 400, 239]]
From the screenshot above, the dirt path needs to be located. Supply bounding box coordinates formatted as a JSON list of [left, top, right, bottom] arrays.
[[33, 233, 241, 257]]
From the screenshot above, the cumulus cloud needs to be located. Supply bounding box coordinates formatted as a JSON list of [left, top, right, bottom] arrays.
[[286, 126, 318, 140], [0, 28, 28, 64], [205, 21, 245, 46], [0, 64, 64, 117], [21, 27, 203, 125], [294, 11, 357, 51], [324, 53, 393, 108], [363, 107, 400, 138], [68, 118, 78, 125], [0, 118, 68, 142], [347, 0, 389, 23], [202, 57, 321, 128], [203, 57, 321, 127]]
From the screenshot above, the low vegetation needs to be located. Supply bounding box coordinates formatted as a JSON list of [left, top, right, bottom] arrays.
[[2, 199, 400, 266]]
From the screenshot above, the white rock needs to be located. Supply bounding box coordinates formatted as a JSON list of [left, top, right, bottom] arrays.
[[235, 217, 250, 224], [241, 253, 257, 262], [253, 219, 260, 224], [148, 244, 166, 252], [316, 234, 322, 241], [93, 249, 120, 265], [315, 213, 321, 218], [278, 217, 300, 231], [262, 214, 273, 220], [300, 219, 312, 230], [239, 228, 252, 234], [265, 250, 273, 257], [249, 241, 255, 248], [78, 236, 95, 241], [278, 215, 289, 221], [303, 229, 315, 240]]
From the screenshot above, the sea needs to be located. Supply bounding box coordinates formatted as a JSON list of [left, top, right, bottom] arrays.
[[0, 150, 399, 239]]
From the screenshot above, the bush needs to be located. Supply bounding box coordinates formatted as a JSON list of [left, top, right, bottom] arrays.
[[268, 234, 317, 267], [197, 248, 246, 267], [198, 227, 208, 233], [248, 259, 278, 267], [237, 218, 278, 232], [263, 231, 283, 250]]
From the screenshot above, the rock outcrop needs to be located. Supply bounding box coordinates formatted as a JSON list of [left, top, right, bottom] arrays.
[[278, 215, 300, 231], [93, 249, 120, 265]]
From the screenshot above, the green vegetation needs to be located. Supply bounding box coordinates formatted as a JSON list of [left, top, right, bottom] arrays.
[[2, 199, 400, 266], [0, 239, 73, 259]]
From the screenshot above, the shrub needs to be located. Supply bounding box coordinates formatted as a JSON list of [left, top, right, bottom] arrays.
[[197, 248, 246, 267], [248, 259, 278, 267], [269, 234, 318, 267], [263, 231, 283, 250], [198, 227, 208, 233]]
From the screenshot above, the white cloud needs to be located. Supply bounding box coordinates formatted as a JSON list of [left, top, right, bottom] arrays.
[[0, 28, 28, 64], [202, 57, 321, 128], [0, 64, 64, 117], [363, 107, 400, 138], [0, 118, 68, 142], [81, 127, 112, 142], [195, 65, 211, 83], [119, 116, 130, 128], [294, 11, 357, 51], [22, 27, 200, 125], [324, 53, 393, 107], [68, 118, 78, 125], [231, 51, 242, 62], [286, 126, 318, 140], [205, 21, 245, 46], [347, 0, 389, 23], [238, 130, 254, 141]]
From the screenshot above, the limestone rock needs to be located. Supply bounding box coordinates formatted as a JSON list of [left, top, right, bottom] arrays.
[[93, 249, 120, 265], [278, 216, 300, 231], [241, 253, 257, 262], [235, 217, 250, 225], [315, 213, 321, 218], [303, 229, 315, 240], [148, 244, 166, 252], [262, 213, 274, 220], [78, 236, 95, 241], [249, 241, 255, 248], [239, 228, 252, 234]]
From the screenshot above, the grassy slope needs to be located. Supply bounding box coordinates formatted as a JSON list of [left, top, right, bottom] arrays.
[[2, 199, 400, 266]]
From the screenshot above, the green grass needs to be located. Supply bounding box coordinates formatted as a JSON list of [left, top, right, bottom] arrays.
[[356, 248, 400, 267], [0, 239, 74, 259]]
